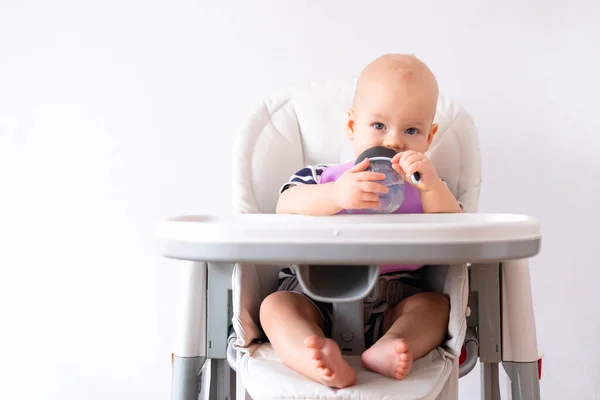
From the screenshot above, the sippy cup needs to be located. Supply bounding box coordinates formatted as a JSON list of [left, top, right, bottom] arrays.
[[349, 146, 420, 214]]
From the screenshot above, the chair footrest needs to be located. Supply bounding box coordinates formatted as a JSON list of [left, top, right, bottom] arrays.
[[239, 344, 454, 400]]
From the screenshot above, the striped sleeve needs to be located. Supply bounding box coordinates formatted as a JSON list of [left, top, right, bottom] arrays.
[[279, 164, 329, 194]]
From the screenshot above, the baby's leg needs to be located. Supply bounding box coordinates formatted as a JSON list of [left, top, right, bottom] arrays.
[[361, 292, 449, 380], [260, 291, 356, 388]]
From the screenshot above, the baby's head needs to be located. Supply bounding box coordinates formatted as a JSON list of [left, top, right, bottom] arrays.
[[346, 54, 439, 157]]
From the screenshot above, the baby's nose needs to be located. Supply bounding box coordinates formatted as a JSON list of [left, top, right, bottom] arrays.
[[384, 142, 404, 153]]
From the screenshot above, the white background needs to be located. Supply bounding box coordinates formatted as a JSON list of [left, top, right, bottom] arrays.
[[1, 0, 599, 399]]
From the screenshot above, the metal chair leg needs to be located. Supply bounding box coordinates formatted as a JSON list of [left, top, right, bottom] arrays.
[[503, 362, 540, 400], [171, 356, 206, 400]]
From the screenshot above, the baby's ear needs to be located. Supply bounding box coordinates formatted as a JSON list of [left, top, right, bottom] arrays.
[[346, 109, 356, 139], [427, 123, 438, 145]]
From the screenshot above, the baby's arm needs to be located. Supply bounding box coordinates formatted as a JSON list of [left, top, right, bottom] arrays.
[[276, 183, 341, 215], [392, 151, 462, 214], [418, 179, 463, 213]]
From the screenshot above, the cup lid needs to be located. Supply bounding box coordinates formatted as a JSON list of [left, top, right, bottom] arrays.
[[354, 146, 397, 165]]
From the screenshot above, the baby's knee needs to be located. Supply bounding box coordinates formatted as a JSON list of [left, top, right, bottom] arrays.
[[261, 291, 288, 314], [419, 292, 450, 310], [260, 291, 301, 321], [260, 291, 322, 326], [397, 291, 449, 317]]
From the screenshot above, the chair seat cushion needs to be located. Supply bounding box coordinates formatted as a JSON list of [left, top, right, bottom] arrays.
[[240, 343, 455, 400]]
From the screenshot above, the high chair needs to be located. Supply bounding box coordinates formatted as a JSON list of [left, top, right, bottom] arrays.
[[158, 79, 542, 400]]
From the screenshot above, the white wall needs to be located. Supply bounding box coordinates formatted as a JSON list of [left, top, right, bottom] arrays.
[[1, 0, 598, 399]]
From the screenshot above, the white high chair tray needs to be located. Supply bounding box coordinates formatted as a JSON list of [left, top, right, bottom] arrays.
[[158, 213, 541, 264]]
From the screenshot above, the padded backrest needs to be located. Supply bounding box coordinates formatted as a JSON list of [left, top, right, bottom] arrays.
[[232, 79, 482, 214]]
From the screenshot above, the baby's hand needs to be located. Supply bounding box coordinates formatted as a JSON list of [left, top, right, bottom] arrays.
[[333, 158, 388, 210], [392, 151, 441, 192]]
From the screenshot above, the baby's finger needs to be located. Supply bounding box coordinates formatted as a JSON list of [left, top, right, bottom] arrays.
[[398, 150, 417, 166], [349, 158, 370, 172], [355, 171, 386, 181], [392, 163, 405, 177], [359, 200, 380, 209], [360, 192, 380, 202], [401, 153, 423, 168], [404, 161, 424, 177], [359, 181, 389, 194]]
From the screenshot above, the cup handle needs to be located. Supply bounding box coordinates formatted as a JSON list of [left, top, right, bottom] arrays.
[[411, 172, 420, 184]]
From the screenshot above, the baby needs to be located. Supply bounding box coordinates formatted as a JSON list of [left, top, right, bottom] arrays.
[[259, 54, 462, 388]]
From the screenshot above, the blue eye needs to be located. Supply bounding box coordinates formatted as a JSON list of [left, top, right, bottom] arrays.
[[373, 122, 386, 130], [405, 127, 418, 135]]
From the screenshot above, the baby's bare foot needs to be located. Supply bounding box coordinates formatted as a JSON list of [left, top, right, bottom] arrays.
[[304, 335, 356, 388], [361, 337, 413, 380]]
